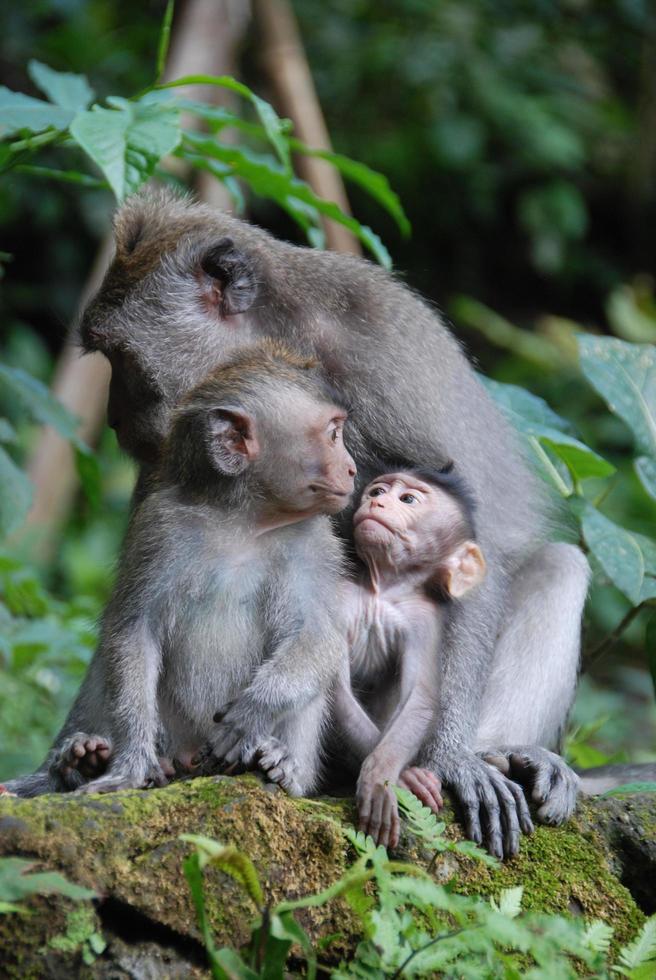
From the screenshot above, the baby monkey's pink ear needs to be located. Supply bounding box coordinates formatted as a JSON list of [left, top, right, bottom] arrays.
[[444, 542, 486, 598], [207, 407, 261, 475]]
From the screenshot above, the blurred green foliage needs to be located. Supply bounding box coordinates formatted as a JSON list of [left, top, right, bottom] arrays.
[[0, 0, 655, 780]]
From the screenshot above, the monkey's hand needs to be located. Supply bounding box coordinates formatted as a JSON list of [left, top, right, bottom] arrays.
[[481, 746, 580, 826], [398, 767, 443, 814], [356, 758, 402, 849], [255, 737, 303, 797], [429, 750, 534, 859]]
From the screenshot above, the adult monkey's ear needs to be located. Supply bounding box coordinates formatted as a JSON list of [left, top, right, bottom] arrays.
[[444, 542, 486, 599], [200, 238, 258, 316], [207, 407, 261, 475]]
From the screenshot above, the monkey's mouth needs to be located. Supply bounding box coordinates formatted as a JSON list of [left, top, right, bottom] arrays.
[[354, 514, 393, 533]]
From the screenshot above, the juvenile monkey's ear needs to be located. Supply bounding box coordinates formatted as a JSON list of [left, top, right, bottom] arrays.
[[444, 542, 486, 599], [207, 408, 260, 475], [200, 238, 258, 316]]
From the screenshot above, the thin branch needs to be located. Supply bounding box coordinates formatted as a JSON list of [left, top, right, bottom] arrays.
[[584, 601, 651, 668]]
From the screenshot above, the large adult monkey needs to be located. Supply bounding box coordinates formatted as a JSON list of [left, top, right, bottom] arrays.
[[79, 188, 589, 854]]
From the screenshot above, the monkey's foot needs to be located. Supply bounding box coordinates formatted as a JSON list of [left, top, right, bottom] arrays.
[[398, 767, 443, 814], [52, 733, 113, 788], [482, 746, 580, 826], [75, 760, 169, 795], [255, 738, 303, 797], [0, 784, 17, 797]]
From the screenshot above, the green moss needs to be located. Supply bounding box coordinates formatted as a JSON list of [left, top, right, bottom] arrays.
[[0, 777, 648, 974]]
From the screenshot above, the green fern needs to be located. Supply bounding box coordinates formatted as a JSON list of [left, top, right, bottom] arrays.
[[395, 785, 499, 868], [615, 915, 656, 974]]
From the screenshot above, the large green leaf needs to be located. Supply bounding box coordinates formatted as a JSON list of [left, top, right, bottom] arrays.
[[27, 60, 94, 112], [575, 500, 656, 605], [483, 378, 614, 489], [0, 88, 73, 137], [578, 335, 656, 458], [0, 857, 95, 904], [0, 446, 33, 539], [647, 613, 656, 701], [70, 97, 180, 202]]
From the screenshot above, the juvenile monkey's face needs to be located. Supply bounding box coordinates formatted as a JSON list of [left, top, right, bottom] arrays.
[[258, 394, 356, 519]]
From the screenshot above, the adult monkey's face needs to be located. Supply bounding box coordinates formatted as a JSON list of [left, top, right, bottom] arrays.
[[79, 189, 268, 463]]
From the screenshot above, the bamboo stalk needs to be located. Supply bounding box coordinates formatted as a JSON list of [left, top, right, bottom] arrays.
[[255, 0, 361, 255]]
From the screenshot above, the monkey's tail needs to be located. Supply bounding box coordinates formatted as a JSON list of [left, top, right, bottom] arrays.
[[1, 767, 57, 798], [577, 762, 656, 796]]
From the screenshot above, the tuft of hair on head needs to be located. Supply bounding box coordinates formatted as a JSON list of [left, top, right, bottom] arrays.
[[364, 456, 478, 537], [174, 340, 350, 417]]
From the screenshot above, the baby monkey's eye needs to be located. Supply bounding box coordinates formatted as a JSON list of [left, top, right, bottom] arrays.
[[369, 487, 386, 497], [400, 493, 417, 504]]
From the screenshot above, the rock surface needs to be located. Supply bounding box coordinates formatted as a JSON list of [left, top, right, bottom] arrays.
[[0, 775, 653, 978]]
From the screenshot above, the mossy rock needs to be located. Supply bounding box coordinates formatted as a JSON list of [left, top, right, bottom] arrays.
[[0, 776, 652, 977]]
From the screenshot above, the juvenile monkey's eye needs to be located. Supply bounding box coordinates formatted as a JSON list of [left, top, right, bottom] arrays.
[[400, 493, 417, 504], [330, 426, 340, 443], [369, 487, 386, 497]]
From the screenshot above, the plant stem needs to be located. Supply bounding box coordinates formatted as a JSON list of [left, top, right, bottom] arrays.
[[584, 601, 651, 667]]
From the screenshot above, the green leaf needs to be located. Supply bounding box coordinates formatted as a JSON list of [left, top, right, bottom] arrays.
[[156, 74, 291, 171], [13, 164, 107, 188], [603, 782, 656, 797], [0, 900, 25, 915], [491, 886, 523, 919], [0, 364, 84, 447], [583, 920, 614, 954], [213, 948, 259, 979], [289, 138, 411, 236], [617, 915, 656, 971], [576, 501, 645, 605], [0, 858, 95, 903], [482, 377, 613, 488], [70, 98, 180, 202], [578, 336, 656, 458], [0, 88, 73, 137], [180, 835, 263, 908], [27, 60, 94, 111], [0, 446, 33, 538], [183, 135, 391, 267], [635, 456, 656, 501]]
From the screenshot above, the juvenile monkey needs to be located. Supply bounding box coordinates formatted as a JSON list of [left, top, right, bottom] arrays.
[[3, 345, 355, 797], [74, 188, 588, 854], [333, 467, 531, 854]]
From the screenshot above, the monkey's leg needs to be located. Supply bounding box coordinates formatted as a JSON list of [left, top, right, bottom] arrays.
[[474, 542, 590, 825], [1, 768, 55, 798]]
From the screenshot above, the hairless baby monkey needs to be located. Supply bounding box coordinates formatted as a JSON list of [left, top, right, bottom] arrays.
[[3, 344, 355, 797], [334, 466, 533, 854]]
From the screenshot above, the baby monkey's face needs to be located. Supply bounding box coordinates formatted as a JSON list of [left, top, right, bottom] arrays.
[[353, 473, 463, 560]]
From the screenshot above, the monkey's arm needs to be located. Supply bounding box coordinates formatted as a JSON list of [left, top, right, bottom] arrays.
[[355, 611, 442, 847], [332, 656, 382, 770], [420, 569, 533, 859], [210, 621, 345, 768]]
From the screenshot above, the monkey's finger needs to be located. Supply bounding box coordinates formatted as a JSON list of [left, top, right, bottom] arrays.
[[357, 791, 373, 839], [489, 775, 521, 859], [479, 784, 505, 860], [400, 769, 443, 813], [507, 753, 537, 792], [461, 789, 485, 848], [536, 766, 578, 826], [377, 792, 395, 850], [503, 776, 533, 836], [388, 796, 401, 849], [71, 740, 87, 760], [366, 788, 386, 846]]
